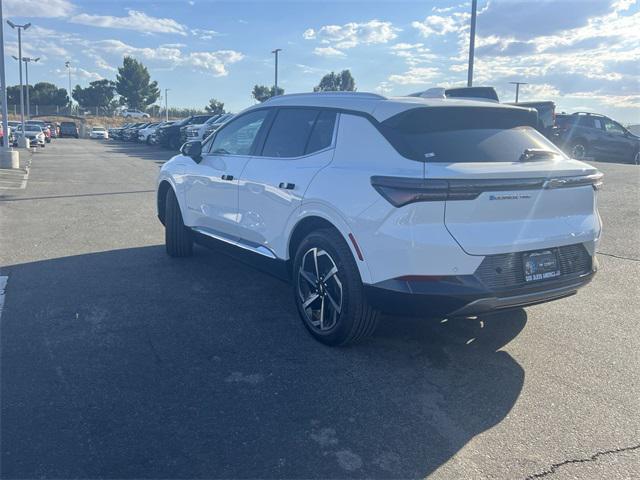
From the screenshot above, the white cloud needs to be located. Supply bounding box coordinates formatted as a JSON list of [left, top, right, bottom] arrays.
[[313, 46, 346, 57], [192, 28, 222, 40], [390, 43, 437, 66], [96, 40, 244, 76], [55, 66, 103, 81], [5, 0, 74, 17], [70, 10, 188, 36], [304, 20, 399, 50], [412, 14, 466, 37], [388, 67, 440, 85], [296, 64, 325, 75]]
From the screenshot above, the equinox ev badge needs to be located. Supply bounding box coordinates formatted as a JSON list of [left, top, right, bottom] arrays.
[[489, 193, 532, 201]]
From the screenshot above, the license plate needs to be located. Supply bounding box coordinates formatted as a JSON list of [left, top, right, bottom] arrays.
[[523, 250, 561, 282]]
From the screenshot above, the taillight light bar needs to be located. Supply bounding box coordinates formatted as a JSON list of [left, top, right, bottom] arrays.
[[371, 172, 604, 207]]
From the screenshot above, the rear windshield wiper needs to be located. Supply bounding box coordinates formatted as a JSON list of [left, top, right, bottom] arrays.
[[519, 148, 558, 162]]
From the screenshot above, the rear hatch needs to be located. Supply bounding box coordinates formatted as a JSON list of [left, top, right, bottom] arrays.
[[382, 104, 602, 255]]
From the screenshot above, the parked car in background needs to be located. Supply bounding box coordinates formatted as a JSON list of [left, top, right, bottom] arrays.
[[14, 124, 46, 147], [157, 92, 602, 345], [156, 115, 213, 150], [551, 112, 640, 164], [202, 113, 234, 140], [186, 113, 234, 142], [121, 109, 150, 119], [46, 122, 58, 138], [138, 122, 166, 144], [123, 123, 150, 142], [89, 126, 109, 139], [507, 101, 556, 136], [108, 123, 133, 140], [179, 114, 217, 145], [59, 121, 79, 138], [26, 120, 51, 143]]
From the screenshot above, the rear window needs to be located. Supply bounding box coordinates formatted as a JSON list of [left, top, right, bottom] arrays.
[[61, 122, 76, 127], [380, 106, 559, 163]]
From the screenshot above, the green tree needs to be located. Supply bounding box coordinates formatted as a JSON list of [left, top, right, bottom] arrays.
[[115, 56, 160, 109], [72, 79, 117, 108], [314, 70, 356, 92], [205, 98, 225, 114], [31, 82, 69, 106], [252, 84, 284, 103]]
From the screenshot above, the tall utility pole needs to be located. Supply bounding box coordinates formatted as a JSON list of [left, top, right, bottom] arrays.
[[65, 60, 72, 114], [13, 56, 39, 119], [0, 0, 18, 166], [509, 81, 528, 103], [467, 0, 478, 87], [6, 20, 31, 133], [272, 48, 282, 95], [164, 88, 170, 121]]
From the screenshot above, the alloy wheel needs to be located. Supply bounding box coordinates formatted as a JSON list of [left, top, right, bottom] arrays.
[[297, 247, 343, 332], [571, 143, 586, 159], [634, 151, 640, 165]]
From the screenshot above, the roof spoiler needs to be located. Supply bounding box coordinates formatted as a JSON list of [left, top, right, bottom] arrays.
[[408, 86, 500, 103]]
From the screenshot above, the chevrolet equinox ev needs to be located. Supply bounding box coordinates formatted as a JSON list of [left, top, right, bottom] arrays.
[[157, 92, 603, 346]]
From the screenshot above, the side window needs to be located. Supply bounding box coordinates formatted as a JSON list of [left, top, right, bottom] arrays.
[[604, 119, 625, 135], [592, 118, 603, 130], [305, 111, 337, 154], [262, 108, 319, 158], [208, 110, 269, 156], [577, 116, 594, 128]]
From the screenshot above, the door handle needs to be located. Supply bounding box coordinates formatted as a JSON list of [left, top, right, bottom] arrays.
[[279, 182, 295, 190], [221, 174, 234, 181]]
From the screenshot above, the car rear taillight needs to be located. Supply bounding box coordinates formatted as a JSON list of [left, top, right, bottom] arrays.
[[371, 173, 603, 207]]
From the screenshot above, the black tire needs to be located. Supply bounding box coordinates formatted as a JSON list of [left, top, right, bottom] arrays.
[[165, 188, 193, 257], [569, 140, 587, 160], [292, 228, 378, 346], [632, 150, 640, 165]]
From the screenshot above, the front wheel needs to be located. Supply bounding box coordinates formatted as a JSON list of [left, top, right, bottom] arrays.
[[293, 229, 378, 346], [165, 188, 193, 257], [632, 150, 640, 165]]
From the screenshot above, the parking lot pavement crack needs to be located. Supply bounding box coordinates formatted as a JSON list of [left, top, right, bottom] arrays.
[[596, 251, 640, 262], [523, 444, 640, 479]]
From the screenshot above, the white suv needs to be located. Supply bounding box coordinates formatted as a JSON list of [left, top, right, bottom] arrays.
[[121, 109, 150, 119], [157, 92, 602, 346]]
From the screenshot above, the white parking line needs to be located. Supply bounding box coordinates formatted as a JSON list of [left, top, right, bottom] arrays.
[[0, 158, 31, 190], [0, 276, 7, 322]]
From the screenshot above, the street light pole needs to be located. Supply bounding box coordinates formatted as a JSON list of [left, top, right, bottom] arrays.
[[0, 0, 20, 167], [164, 88, 170, 121], [65, 60, 72, 114], [509, 81, 528, 103], [6, 20, 30, 133], [272, 48, 282, 95], [13, 56, 39, 119], [467, 0, 478, 87]]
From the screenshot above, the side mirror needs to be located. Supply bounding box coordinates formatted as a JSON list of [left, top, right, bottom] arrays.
[[181, 141, 202, 162]]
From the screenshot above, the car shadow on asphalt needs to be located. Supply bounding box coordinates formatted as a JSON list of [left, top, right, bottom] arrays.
[[1, 244, 526, 479], [99, 140, 177, 164]]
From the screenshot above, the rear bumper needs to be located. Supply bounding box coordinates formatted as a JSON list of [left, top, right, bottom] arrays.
[[365, 257, 596, 318]]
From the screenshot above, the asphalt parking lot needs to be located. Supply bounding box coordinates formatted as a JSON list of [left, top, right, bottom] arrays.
[[1, 139, 638, 479]]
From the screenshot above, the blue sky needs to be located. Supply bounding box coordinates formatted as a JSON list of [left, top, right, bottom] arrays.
[[4, 0, 639, 123]]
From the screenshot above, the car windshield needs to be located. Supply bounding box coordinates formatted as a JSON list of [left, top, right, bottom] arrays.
[[93, 127, 105, 131]]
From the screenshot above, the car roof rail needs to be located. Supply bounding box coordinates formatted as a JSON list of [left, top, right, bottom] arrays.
[[264, 92, 387, 102]]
